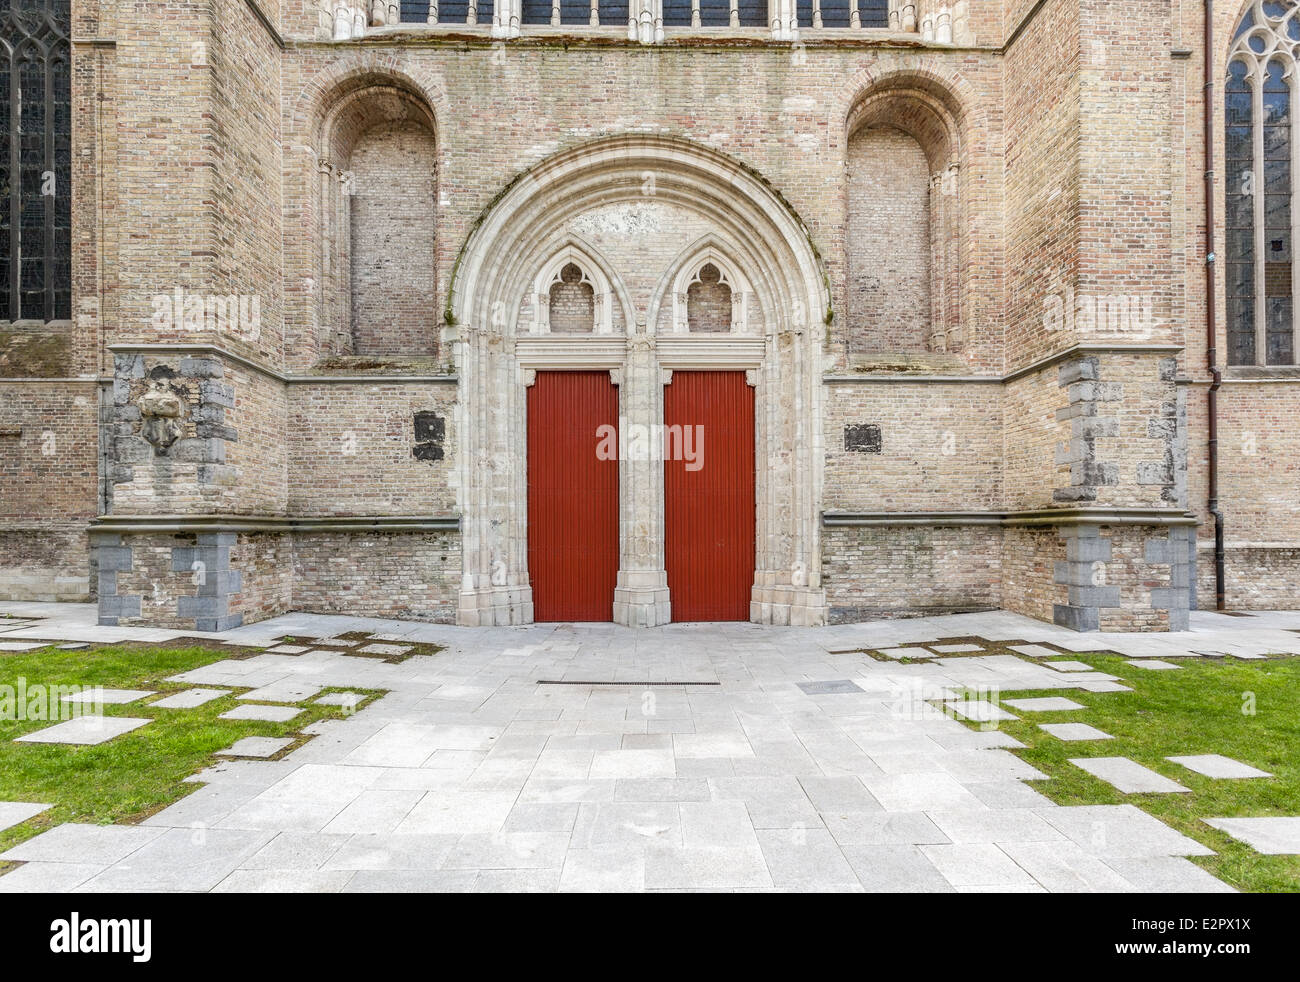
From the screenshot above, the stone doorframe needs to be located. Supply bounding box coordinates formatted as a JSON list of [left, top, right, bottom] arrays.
[[447, 135, 829, 627]]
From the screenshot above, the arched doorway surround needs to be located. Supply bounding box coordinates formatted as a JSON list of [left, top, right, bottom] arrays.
[[447, 135, 829, 627]]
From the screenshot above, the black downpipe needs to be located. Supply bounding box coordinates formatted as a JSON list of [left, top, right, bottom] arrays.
[[1205, 0, 1227, 609]]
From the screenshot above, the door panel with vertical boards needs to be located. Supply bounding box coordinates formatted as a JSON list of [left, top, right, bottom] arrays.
[[663, 371, 755, 621], [527, 371, 619, 622]]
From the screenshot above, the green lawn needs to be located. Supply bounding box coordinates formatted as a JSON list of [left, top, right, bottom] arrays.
[[960, 652, 1300, 892], [0, 643, 381, 864]]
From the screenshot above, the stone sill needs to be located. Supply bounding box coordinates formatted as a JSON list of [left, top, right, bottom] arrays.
[[89, 514, 461, 535], [824, 508, 1199, 529], [311, 25, 947, 50], [1223, 365, 1300, 381]]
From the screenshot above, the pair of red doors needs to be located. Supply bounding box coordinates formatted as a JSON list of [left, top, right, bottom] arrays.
[[526, 370, 754, 622]]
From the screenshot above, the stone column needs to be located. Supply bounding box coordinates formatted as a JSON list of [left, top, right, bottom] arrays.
[[612, 331, 672, 625], [494, 0, 522, 37], [769, 0, 797, 40], [751, 326, 827, 626], [628, 0, 662, 43], [455, 328, 533, 625]]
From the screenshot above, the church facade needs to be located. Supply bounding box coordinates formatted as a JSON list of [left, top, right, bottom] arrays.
[[1, 0, 1297, 632]]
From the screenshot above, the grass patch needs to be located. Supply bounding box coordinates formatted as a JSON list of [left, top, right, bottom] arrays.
[[962, 651, 1300, 892], [0, 643, 383, 864]]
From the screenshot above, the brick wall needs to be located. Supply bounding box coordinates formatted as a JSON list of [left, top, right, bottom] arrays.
[[824, 382, 1002, 512], [292, 529, 460, 622], [0, 382, 98, 601], [846, 126, 931, 352], [823, 525, 1001, 621], [287, 381, 457, 516], [349, 120, 438, 356]]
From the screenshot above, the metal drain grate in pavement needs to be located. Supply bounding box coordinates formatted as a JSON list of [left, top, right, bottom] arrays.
[[536, 680, 721, 686]]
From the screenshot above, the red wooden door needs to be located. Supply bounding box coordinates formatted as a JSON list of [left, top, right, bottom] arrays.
[[527, 371, 620, 622], [664, 371, 755, 621]]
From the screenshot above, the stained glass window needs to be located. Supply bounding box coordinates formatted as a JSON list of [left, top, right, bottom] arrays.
[[0, 0, 71, 322], [1227, 0, 1300, 364]]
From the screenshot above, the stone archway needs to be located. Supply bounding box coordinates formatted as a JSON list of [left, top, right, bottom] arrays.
[[448, 134, 830, 627]]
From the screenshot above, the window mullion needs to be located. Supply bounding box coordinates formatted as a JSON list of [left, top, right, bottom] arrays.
[[7, 48, 19, 321], [44, 41, 56, 323], [1254, 65, 1267, 365], [1292, 67, 1299, 365]]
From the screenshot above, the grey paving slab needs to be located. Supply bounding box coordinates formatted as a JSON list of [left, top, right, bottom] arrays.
[[1103, 856, 1236, 893], [944, 700, 1018, 722], [442, 832, 571, 871], [359, 643, 411, 656], [756, 827, 860, 890], [394, 790, 519, 835], [343, 869, 477, 892], [570, 802, 681, 848], [925, 809, 1065, 845], [798, 776, 882, 814], [220, 704, 303, 723], [861, 773, 984, 812], [1002, 697, 1084, 712], [0, 641, 43, 651], [1008, 645, 1063, 659], [0, 823, 164, 866], [1167, 755, 1273, 779], [919, 843, 1040, 889], [237, 681, 323, 704], [643, 843, 772, 890], [324, 833, 461, 871], [589, 749, 676, 779], [152, 688, 229, 709], [216, 736, 294, 759], [60, 688, 154, 705], [0, 801, 51, 832], [78, 827, 274, 892], [826, 811, 951, 848], [873, 647, 934, 659], [216, 796, 349, 833], [1037, 805, 1213, 858], [1039, 722, 1114, 742], [0, 862, 105, 893], [213, 869, 355, 892], [1044, 661, 1097, 672], [15, 716, 152, 745], [929, 644, 984, 653], [1203, 817, 1300, 854], [473, 868, 563, 892], [1069, 757, 1191, 794], [559, 846, 646, 892], [241, 831, 351, 870], [999, 840, 1138, 893], [322, 790, 424, 835], [796, 680, 864, 695], [839, 844, 954, 892], [614, 778, 710, 802], [316, 692, 363, 708], [1126, 659, 1181, 670]]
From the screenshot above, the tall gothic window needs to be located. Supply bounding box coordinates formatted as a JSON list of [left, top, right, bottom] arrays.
[[0, 0, 70, 323], [1227, 0, 1299, 365]]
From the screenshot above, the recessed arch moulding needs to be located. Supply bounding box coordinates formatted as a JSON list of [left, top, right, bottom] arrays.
[[447, 135, 830, 627]]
